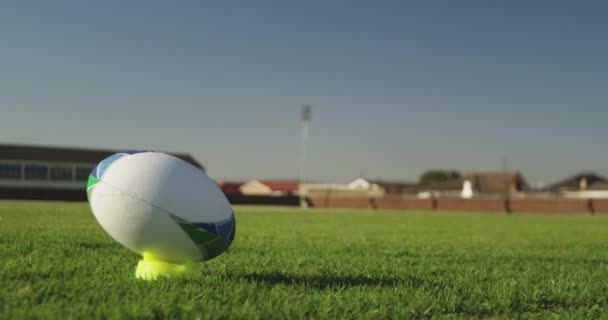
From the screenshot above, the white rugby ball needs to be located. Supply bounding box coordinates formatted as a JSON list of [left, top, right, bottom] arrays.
[[86, 151, 235, 263]]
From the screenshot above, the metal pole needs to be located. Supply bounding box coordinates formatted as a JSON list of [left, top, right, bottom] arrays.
[[299, 105, 311, 208], [502, 156, 508, 192], [502, 156, 511, 213]]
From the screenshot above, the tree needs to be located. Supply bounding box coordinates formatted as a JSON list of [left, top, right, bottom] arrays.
[[419, 170, 461, 185]]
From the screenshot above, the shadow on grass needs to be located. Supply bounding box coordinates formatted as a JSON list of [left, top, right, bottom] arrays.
[[232, 271, 428, 289]]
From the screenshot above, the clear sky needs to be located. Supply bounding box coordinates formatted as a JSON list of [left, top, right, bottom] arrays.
[[1, 1, 606, 185]]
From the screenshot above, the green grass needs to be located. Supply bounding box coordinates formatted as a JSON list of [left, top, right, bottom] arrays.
[[2, 201, 608, 319]]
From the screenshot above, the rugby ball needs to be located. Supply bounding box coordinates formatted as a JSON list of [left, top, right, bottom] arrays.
[[86, 151, 235, 263]]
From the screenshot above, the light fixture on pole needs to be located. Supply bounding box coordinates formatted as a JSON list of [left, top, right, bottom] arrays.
[[299, 105, 311, 208]]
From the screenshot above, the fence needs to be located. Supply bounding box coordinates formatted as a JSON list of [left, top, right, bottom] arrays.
[[0, 187, 84, 201], [309, 195, 608, 214], [2, 187, 608, 214]]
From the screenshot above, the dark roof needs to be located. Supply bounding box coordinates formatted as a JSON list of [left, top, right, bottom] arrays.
[[462, 171, 528, 193], [0, 143, 204, 170], [545, 172, 607, 191], [419, 179, 462, 191], [589, 181, 608, 191], [371, 180, 419, 195]]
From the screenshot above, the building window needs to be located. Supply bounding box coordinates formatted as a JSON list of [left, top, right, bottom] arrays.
[[76, 167, 94, 181], [0, 163, 22, 179], [25, 164, 48, 180], [50, 166, 73, 181]]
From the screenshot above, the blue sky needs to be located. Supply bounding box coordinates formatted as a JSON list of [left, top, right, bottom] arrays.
[[1, 1, 606, 185]]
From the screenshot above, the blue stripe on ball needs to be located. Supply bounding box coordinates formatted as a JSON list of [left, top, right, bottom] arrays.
[[91, 153, 126, 178], [192, 222, 218, 235], [217, 218, 235, 241], [192, 215, 235, 242], [123, 150, 151, 155]]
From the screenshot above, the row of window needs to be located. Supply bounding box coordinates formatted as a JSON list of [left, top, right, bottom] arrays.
[[0, 163, 94, 182]]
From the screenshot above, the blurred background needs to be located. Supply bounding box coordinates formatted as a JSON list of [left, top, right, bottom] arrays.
[[1, 0, 607, 213]]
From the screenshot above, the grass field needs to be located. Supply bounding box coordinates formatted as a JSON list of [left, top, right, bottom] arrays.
[[2, 201, 608, 319]]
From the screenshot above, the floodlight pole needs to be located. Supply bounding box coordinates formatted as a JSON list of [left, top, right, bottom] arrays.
[[299, 105, 311, 208], [502, 156, 512, 213]]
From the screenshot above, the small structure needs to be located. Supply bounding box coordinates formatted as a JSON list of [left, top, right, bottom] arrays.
[[460, 180, 474, 199], [347, 178, 383, 192]]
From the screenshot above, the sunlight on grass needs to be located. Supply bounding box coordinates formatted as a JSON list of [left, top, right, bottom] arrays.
[[1, 201, 608, 319]]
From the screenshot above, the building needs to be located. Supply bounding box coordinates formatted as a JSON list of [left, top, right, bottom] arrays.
[[217, 181, 244, 195], [545, 172, 608, 199], [461, 171, 529, 194], [415, 171, 528, 198], [371, 180, 419, 195], [0, 143, 203, 201], [304, 179, 385, 198], [239, 180, 299, 196], [417, 179, 462, 198], [347, 178, 383, 192]]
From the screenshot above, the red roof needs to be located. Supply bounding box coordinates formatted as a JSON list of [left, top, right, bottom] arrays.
[[217, 182, 243, 194], [259, 181, 299, 192]]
